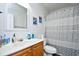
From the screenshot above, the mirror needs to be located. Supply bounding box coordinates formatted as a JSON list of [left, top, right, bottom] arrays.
[[7, 3, 27, 29]]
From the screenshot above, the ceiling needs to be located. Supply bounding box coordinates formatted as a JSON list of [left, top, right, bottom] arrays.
[[41, 3, 79, 14]]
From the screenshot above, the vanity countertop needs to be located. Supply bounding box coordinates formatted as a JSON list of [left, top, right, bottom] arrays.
[[0, 38, 44, 56]]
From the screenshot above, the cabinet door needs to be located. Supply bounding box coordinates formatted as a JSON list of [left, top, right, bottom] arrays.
[[22, 51, 32, 56], [13, 47, 32, 56], [32, 42, 44, 56]]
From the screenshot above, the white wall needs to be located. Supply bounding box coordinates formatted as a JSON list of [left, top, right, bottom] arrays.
[[29, 3, 46, 37], [0, 3, 46, 40], [0, 3, 7, 12]]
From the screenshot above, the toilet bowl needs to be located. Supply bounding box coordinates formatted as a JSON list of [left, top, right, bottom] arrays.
[[41, 35, 57, 55], [44, 39, 57, 54], [44, 45, 57, 54]]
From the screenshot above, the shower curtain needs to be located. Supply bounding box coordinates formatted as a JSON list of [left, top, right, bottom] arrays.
[[45, 6, 79, 56]]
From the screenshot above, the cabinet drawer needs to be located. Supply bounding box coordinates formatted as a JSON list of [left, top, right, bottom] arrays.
[[13, 47, 32, 56], [32, 41, 43, 48]]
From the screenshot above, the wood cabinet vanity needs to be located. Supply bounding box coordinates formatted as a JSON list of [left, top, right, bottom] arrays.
[[11, 41, 44, 56]]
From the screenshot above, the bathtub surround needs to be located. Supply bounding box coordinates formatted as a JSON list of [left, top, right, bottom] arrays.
[[46, 6, 79, 56]]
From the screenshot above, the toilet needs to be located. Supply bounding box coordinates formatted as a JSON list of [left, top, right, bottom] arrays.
[[40, 35, 57, 55], [44, 39, 57, 55], [44, 45, 57, 54]]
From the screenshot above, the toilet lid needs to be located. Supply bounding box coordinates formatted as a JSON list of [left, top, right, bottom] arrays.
[[44, 45, 57, 54]]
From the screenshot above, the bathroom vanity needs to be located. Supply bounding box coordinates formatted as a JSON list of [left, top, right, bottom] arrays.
[[11, 41, 43, 56], [0, 39, 44, 56]]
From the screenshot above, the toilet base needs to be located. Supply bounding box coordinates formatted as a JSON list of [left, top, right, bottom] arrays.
[[52, 53, 61, 56], [44, 52, 61, 56]]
